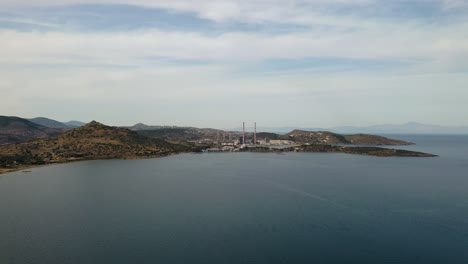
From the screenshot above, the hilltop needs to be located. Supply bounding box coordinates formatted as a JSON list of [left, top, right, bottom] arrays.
[[63, 120, 86, 127], [0, 121, 191, 173], [28, 117, 71, 129], [0, 116, 65, 145], [131, 124, 238, 144], [28, 117, 87, 128], [286, 130, 412, 145]]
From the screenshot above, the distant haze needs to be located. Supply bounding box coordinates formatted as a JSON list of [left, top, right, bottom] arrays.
[[0, 1, 467, 128], [244, 122, 468, 135], [16, 116, 468, 134]]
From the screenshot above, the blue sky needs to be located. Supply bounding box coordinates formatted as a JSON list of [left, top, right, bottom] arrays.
[[1, 0, 467, 128]]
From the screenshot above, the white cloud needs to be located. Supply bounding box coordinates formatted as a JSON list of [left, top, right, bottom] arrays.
[[1, 0, 467, 126], [1, 17, 467, 67]]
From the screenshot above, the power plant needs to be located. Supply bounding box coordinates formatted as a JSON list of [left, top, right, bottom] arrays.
[[204, 121, 293, 152]]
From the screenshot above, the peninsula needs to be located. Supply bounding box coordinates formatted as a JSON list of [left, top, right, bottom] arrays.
[[0, 119, 436, 174]]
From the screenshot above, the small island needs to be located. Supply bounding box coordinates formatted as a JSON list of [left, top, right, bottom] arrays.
[[0, 120, 436, 174]]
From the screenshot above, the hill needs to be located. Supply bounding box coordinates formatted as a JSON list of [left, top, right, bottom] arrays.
[[28, 117, 70, 129], [29, 117, 87, 128], [63, 120, 86, 127], [0, 116, 65, 145], [286, 130, 412, 145], [136, 126, 238, 144], [0, 121, 191, 172], [127, 123, 165, 131], [135, 126, 412, 146]]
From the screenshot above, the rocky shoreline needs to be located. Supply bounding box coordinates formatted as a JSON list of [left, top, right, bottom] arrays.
[[240, 145, 436, 157], [1, 146, 437, 175]]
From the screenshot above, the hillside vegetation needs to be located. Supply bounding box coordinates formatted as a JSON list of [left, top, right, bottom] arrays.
[[28, 117, 71, 129], [286, 130, 412, 145], [0, 121, 191, 171], [0, 116, 65, 145]]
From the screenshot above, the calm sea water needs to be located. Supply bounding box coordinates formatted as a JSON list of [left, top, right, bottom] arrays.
[[1, 135, 468, 264]]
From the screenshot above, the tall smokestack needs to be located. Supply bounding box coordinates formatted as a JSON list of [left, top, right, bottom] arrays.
[[243, 122, 245, 145], [254, 122, 257, 145]]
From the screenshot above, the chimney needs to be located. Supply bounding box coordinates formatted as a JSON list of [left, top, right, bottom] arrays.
[[243, 122, 245, 144], [254, 122, 257, 145]]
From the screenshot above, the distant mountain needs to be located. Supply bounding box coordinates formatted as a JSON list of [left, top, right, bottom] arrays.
[[231, 126, 325, 134], [330, 122, 468, 135], [0, 116, 65, 145], [240, 122, 468, 135], [28, 117, 87, 129], [0, 121, 191, 170], [28, 117, 69, 129], [64, 121, 86, 127], [127, 123, 165, 131]]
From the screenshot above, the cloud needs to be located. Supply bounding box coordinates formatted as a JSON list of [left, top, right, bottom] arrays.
[[441, 0, 468, 10], [0, 0, 467, 126], [0, 1, 466, 68], [2, 0, 462, 27], [1, 17, 467, 69]]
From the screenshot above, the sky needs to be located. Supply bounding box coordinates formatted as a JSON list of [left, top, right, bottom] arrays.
[[1, 0, 467, 128]]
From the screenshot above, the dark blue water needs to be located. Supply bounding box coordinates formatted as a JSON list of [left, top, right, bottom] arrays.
[[1, 135, 468, 264]]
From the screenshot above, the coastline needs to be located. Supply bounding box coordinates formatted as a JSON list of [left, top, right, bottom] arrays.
[[0, 146, 437, 176], [0, 153, 177, 176], [1, 120, 436, 175]]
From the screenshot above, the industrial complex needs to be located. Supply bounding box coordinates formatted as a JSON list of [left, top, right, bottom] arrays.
[[204, 122, 294, 152]]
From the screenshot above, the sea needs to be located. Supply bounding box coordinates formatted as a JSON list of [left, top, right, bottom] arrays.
[[1, 135, 468, 264]]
